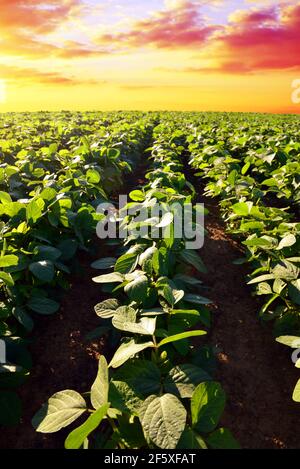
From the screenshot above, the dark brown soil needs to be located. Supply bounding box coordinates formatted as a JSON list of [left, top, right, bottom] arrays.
[[199, 198, 300, 449], [0, 250, 106, 449]]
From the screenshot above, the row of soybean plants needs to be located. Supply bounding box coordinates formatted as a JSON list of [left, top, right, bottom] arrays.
[[184, 112, 300, 404], [0, 111, 153, 426], [32, 121, 239, 450]]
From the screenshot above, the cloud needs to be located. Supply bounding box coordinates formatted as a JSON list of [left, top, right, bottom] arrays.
[[0, 64, 99, 86], [0, 0, 107, 59], [211, 2, 300, 73], [96, 0, 219, 50]]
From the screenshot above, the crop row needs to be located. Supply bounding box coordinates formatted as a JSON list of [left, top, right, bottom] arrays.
[[0, 113, 154, 425], [31, 121, 239, 449], [182, 113, 300, 404]]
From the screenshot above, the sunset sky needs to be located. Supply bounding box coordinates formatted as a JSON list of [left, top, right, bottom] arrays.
[[0, 0, 300, 113]]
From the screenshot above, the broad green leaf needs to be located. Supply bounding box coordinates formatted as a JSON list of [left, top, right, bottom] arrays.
[[277, 234, 296, 250], [288, 280, 300, 306], [129, 190, 145, 202], [248, 274, 275, 284], [257, 282, 272, 295], [184, 293, 212, 305], [26, 199, 44, 223], [114, 252, 138, 274], [272, 261, 299, 281], [0, 255, 19, 268], [92, 272, 124, 284], [32, 390, 87, 433], [207, 428, 240, 449], [158, 330, 206, 348], [292, 379, 300, 402], [27, 297, 60, 315], [109, 340, 154, 368], [109, 381, 143, 415], [113, 360, 161, 395], [86, 169, 100, 184], [177, 427, 208, 449], [124, 274, 148, 302], [179, 250, 207, 273], [156, 212, 173, 228], [91, 356, 109, 409], [232, 201, 253, 216], [276, 336, 300, 348], [65, 403, 109, 449], [0, 271, 14, 286], [164, 364, 211, 398], [94, 298, 120, 319], [139, 394, 187, 449], [12, 306, 34, 332], [191, 382, 226, 433], [29, 260, 55, 283], [113, 307, 156, 335], [91, 257, 116, 270]]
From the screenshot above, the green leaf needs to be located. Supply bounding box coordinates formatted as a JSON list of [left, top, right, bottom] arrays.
[[292, 379, 300, 402], [91, 356, 109, 409], [29, 260, 55, 283], [164, 364, 211, 398], [191, 382, 226, 433], [276, 234, 296, 250], [86, 169, 101, 184], [243, 238, 272, 247], [113, 360, 161, 395], [112, 306, 156, 336], [12, 306, 34, 332], [248, 274, 275, 285], [179, 250, 207, 273], [35, 246, 62, 261], [139, 394, 187, 449], [94, 298, 120, 319], [115, 252, 138, 274], [257, 282, 272, 295], [272, 261, 299, 281], [177, 427, 208, 449], [129, 190, 145, 202], [232, 202, 253, 216], [184, 293, 212, 305], [109, 381, 143, 415], [0, 255, 19, 268], [26, 199, 44, 223], [288, 280, 300, 306], [0, 271, 14, 287], [65, 403, 109, 449], [92, 272, 124, 284], [156, 212, 173, 228], [124, 274, 148, 302], [207, 428, 240, 449], [27, 297, 60, 315], [276, 336, 300, 348], [0, 391, 22, 426], [91, 258, 116, 270], [32, 390, 87, 433], [109, 340, 154, 369], [158, 330, 206, 348]]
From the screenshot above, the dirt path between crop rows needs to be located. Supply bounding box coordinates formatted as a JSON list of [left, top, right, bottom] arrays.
[[198, 195, 300, 449]]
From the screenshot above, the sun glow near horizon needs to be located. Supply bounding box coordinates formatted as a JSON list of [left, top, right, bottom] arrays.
[[0, 81, 6, 105]]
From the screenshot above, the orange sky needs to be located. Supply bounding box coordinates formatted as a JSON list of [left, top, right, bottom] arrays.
[[0, 0, 300, 113]]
